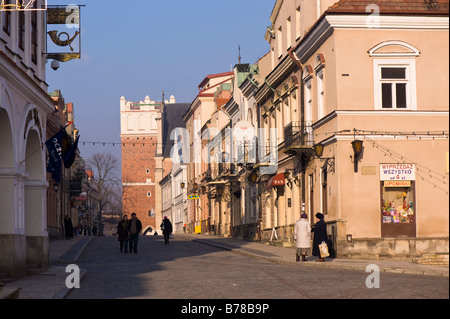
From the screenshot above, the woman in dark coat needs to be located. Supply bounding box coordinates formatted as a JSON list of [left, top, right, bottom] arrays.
[[312, 213, 328, 262], [64, 215, 74, 240], [117, 214, 130, 253]]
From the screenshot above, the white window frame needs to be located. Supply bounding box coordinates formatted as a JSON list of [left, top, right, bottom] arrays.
[[277, 26, 283, 58], [373, 59, 417, 110], [316, 69, 325, 119], [304, 79, 312, 123]]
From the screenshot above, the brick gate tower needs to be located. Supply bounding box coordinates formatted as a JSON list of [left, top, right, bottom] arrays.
[[120, 95, 169, 233]]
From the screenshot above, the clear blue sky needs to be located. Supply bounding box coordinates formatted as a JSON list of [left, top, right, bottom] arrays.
[[46, 0, 275, 168]]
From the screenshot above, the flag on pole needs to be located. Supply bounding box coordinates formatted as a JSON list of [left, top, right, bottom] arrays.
[[63, 135, 80, 168], [45, 121, 74, 184], [45, 130, 64, 184]]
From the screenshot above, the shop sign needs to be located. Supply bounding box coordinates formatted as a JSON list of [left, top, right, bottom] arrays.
[[188, 194, 199, 200], [380, 164, 416, 181], [384, 181, 411, 187]]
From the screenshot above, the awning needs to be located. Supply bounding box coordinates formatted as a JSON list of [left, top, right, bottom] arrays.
[[267, 173, 285, 188]]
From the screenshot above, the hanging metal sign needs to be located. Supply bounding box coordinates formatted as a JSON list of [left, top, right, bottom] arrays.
[[46, 5, 83, 62]]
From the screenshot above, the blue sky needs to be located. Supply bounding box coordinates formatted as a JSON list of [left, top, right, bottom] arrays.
[[46, 0, 275, 167]]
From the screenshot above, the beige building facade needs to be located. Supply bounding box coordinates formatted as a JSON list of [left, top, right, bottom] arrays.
[[255, 0, 449, 259]]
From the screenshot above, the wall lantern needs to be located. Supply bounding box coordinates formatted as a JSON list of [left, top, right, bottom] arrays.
[[352, 140, 364, 156], [351, 140, 364, 173], [314, 143, 325, 158], [248, 173, 258, 184], [313, 143, 335, 173], [180, 182, 185, 189], [54, 183, 59, 192], [193, 183, 199, 190]]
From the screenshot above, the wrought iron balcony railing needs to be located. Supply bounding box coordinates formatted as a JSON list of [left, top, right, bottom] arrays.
[[284, 121, 314, 149]]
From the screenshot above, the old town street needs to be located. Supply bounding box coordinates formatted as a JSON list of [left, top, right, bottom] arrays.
[[66, 236, 449, 300]]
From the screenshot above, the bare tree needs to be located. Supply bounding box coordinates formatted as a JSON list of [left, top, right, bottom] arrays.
[[86, 153, 121, 230]]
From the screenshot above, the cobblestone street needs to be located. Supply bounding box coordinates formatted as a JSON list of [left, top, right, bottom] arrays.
[[68, 236, 449, 299]]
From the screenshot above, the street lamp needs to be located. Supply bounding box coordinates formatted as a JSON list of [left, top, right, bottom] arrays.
[[351, 140, 364, 173]]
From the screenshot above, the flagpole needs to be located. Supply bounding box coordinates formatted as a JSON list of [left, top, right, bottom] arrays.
[[19, 121, 76, 166]]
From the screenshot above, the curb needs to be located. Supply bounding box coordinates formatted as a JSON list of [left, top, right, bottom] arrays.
[[192, 238, 449, 278], [52, 237, 94, 265]]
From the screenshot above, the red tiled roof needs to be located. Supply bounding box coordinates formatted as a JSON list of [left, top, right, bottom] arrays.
[[198, 71, 234, 89], [327, 0, 449, 15]]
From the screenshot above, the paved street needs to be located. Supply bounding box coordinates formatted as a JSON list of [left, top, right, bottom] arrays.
[[68, 236, 449, 299]]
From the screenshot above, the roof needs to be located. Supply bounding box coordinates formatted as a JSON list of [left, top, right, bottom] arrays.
[[198, 71, 234, 90], [326, 0, 449, 15], [162, 103, 191, 159]]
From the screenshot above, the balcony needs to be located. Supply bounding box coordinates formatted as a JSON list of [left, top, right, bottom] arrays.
[[219, 162, 237, 176], [237, 141, 257, 165], [201, 166, 212, 183], [284, 121, 314, 148], [283, 121, 315, 163]]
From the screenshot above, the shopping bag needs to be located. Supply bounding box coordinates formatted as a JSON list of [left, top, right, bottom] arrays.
[[170, 233, 174, 239], [319, 241, 330, 258]]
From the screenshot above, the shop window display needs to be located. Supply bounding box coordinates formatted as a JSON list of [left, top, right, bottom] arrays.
[[382, 185, 414, 224]]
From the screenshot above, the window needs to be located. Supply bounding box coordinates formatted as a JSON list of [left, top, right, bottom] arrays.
[[317, 70, 325, 119], [18, 11, 25, 51], [277, 26, 283, 58], [373, 59, 417, 110], [2, 0, 11, 35], [296, 6, 301, 40], [381, 67, 407, 109], [304, 79, 312, 124], [31, 9, 38, 64], [286, 17, 291, 49]]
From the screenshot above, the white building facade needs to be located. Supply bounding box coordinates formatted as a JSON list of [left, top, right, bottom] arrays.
[[0, 1, 55, 277]]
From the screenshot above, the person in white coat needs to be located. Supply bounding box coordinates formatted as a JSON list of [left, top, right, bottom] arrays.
[[294, 213, 311, 262]]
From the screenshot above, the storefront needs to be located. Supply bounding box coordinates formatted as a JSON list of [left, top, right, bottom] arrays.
[[380, 164, 416, 238]]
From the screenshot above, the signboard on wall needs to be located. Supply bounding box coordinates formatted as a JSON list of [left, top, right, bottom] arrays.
[[380, 164, 416, 181]]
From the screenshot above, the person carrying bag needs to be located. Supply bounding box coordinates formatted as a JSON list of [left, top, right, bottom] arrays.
[[312, 213, 328, 262]]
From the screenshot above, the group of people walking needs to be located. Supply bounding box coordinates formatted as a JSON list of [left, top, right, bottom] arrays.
[[117, 213, 173, 253], [116, 211, 326, 261], [294, 212, 329, 262]]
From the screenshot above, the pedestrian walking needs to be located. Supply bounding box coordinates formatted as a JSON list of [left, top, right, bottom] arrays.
[[128, 213, 142, 253], [312, 212, 328, 262], [117, 215, 130, 253], [64, 215, 74, 240], [294, 213, 311, 262], [160, 216, 173, 244]]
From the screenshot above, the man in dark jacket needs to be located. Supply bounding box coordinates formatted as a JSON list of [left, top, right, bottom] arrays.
[[161, 216, 173, 244], [312, 212, 328, 262], [128, 213, 142, 253]]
